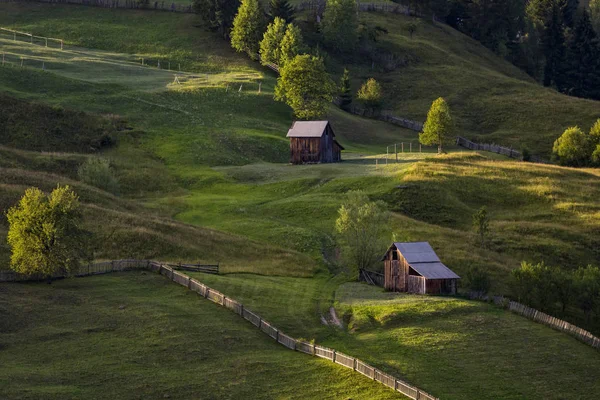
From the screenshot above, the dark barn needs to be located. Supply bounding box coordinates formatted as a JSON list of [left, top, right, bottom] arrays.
[[286, 121, 344, 164], [382, 242, 460, 295]]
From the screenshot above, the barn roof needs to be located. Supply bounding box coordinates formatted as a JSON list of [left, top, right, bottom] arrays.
[[386, 242, 441, 263], [286, 121, 330, 138], [410, 262, 461, 279]]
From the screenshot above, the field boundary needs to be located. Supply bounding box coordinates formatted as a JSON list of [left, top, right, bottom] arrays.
[[0, 260, 439, 400], [6, 0, 194, 13], [456, 136, 548, 163]]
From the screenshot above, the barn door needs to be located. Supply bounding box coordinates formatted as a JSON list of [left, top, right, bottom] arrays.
[[391, 261, 399, 292]]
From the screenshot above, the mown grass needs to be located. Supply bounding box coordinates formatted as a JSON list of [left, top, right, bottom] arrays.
[[0, 272, 401, 400]]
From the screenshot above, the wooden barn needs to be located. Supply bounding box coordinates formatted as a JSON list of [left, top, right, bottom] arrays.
[[381, 242, 460, 295], [286, 121, 344, 164]]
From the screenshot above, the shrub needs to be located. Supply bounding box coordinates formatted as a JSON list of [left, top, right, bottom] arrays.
[[356, 78, 382, 111], [552, 126, 591, 166], [78, 158, 119, 194], [465, 265, 492, 295]]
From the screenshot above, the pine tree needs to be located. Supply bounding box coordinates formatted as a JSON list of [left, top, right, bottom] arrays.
[[591, 0, 600, 34], [419, 97, 453, 153], [259, 17, 287, 66], [542, 1, 567, 89], [322, 0, 359, 53], [339, 68, 352, 110], [231, 0, 266, 58], [268, 0, 295, 23], [564, 11, 600, 99], [562, 0, 580, 28], [279, 23, 303, 67], [193, 0, 240, 39]]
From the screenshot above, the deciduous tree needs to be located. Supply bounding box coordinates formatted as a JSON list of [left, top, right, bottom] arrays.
[[322, 0, 359, 53], [274, 55, 335, 119], [259, 17, 287, 66], [552, 126, 591, 166], [279, 23, 304, 67], [6, 186, 87, 280], [472, 206, 490, 248], [419, 97, 453, 153], [356, 78, 382, 111], [231, 0, 266, 58]]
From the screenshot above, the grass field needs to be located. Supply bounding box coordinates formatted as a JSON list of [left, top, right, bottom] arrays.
[[0, 272, 402, 400]]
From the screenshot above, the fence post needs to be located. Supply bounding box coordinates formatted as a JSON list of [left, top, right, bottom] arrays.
[[312, 343, 316, 355], [205, 288, 210, 299], [240, 304, 244, 316], [275, 329, 279, 342], [353, 358, 357, 371], [395, 143, 398, 162], [332, 349, 336, 363]]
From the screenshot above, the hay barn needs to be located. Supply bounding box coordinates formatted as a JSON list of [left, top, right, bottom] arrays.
[[286, 121, 344, 164]]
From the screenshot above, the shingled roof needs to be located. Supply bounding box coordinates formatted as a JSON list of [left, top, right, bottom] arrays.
[[286, 121, 330, 138]]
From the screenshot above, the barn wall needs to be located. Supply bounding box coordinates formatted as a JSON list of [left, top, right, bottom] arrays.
[[290, 137, 322, 164], [407, 275, 426, 294]]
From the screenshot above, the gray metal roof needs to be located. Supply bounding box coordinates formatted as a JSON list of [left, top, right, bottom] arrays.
[[286, 121, 330, 138], [410, 262, 461, 279], [394, 242, 440, 263]]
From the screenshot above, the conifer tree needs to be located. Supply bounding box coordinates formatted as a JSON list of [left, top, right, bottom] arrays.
[[591, 0, 600, 34], [542, 1, 567, 89], [562, 0, 580, 28], [279, 23, 303, 67], [322, 0, 359, 53], [231, 0, 266, 58], [193, 0, 240, 39], [259, 17, 287, 66], [268, 0, 295, 23], [564, 11, 600, 99], [339, 68, 352, 110], [419, 97, 453, 153]]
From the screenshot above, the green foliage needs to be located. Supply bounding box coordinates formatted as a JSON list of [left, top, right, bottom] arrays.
[[406, 22, 417, 39], [574, 265, 600, 322], [193, 0, 241, 39], [322, 0, 359, 53], [279, 23, 304, 67], [339, 68, 352, 109], [464, 265, 492, 295], [419, 97, 453, 153], [78, 157, 120, 194], [268, 0, 295, 23], [230, 0, 265, 58], [335, 191, 389, 274], [259, 17, 287, 66], [552, 126, 591, 166], [6, 186, 87, 278], [591, 0, 600, 33], [472, 206, 490, 248], [356, 78, 382, 111], [274, 55, 335, 119]]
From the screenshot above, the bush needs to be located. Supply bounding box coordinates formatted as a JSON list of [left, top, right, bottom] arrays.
[[356, 78, 382, 111], [78, 158, 119, 194], [465, 265, 492, 295]]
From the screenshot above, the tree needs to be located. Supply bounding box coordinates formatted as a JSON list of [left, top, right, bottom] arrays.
[[339, 68, 352, 110], [590, 119, 600, 143], [322, 0, 359, 53], [268, 0, 295, 23], [552, 126, 591, 166], [356, 78, 382, 111], [231, 0, 266, 58], [465, 265, 492, 296], [562, 0, 580, 28], [419, 97, 453, 153], [6, 186, 87, 280], [259, 17, 287, 66], [279, 23, 304, 67], [78, 157, 119, 194], [335, 191, 389, 274], [551, 266, 574, 314], [511, 261, 538, 305], [406, 22, 417, 39], [542, 0, 568, 89], [591, 0, 600, 34], [193, 0, 240, 39], [563, 10, 600, 99], [274, 55, 336, 119], [573, 265, 600, 323], [472, 206, 490, 248]]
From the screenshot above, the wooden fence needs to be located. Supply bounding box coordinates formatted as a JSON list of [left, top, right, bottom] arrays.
[[456, 136, 548, 164], [0, 260, 439, 399], [167, 263, 219, 274], [359, 268, 385, 287], [333, 98, 424, 132], [10, 0, 194, 13]]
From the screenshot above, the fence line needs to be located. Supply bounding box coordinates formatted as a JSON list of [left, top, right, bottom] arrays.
[[9, 0, 194, 13], [456, 136, 548, 164], [1, 26, 64, 49], [333, 98, 424, 132], [0, 261, 439, 399]]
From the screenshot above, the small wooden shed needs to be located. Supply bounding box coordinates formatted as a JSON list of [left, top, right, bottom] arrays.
[[381, 242, 460, 295], [286, 121, 344, 164]]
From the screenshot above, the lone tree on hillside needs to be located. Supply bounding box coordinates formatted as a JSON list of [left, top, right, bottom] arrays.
[[193, 0, 240, 39], [591, 119, 600, 165], [472, 206, 490, 248], [406, 22, 417, 39], [259, 17, 287, 66], [279, 23, 304, 67], [335, 191, 388, 274], [339, 68, 352, 110], [6, 186, 88, 281], [357, 78, 382, 112], [268, 0, 295, 23], [274, 54, 335, 120], [231, 0, 266, 58], [552, 126, 591, 166], [419, 97, 453, 153], [322, 0, 359, 53]]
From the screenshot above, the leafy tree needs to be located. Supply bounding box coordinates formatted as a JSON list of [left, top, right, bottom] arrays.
[[274, 55, 336, 119], [551, 266, 574, 314], [193, 0, 241, 39], [6, 186, 87, 280], [279, 23, 304, 67], [78, 157, 119, 194], [406, 22, 417, 39], [356, 78, 382, 111], [564, 10, 600, 99], [268, 0, 295, 23], [339, 68, 352, 110], [573, 265, 600, 323], [419, 97, 453, 153], [322, 0, 359, 53], [472, 206, 490, 248], [335, 191, 389, 274], [465, 265, 492, 296], [591, 0, 600, 34], [511, 261, 538, 305], [259, 17, 287, 66], [590, 119, 600, 143], [552, 126, 591, 166], [231, 0, 266, 58]]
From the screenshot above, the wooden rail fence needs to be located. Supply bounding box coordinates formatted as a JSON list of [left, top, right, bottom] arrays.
[[8, 0, 194, 13], [0, 260, 439, 399], [359, 268, 385, 287]]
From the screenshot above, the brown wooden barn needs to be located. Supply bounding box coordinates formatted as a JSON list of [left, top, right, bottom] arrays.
[[381, 242, 460, 295], [286, 121, 344, 164]]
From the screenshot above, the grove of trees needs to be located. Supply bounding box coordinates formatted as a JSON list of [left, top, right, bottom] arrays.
[[552, 119, 600, 166]]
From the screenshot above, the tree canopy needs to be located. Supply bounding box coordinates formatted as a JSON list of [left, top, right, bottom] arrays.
[[279, 23, 304, 67], [193, 0, 240, 39], [274, 55, 335, 120], [552, 126, 591, 166], [356, 78, 382, 111], [322, 0, 359, 53], [419, 97, 453, 153], [339, 68, 352, 110], [230, 0, 266, 58], [6, 186, 87, 279], [259, 17, 287, 66], [268, 0, 295, 23]]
